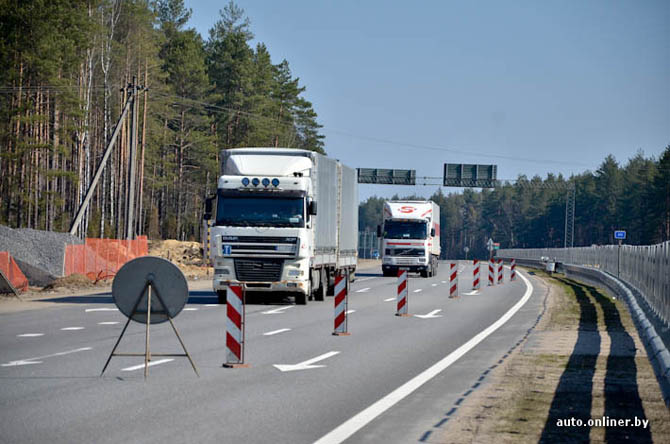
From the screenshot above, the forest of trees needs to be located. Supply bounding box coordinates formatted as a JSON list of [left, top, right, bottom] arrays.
[[359, 148, 670, 259], [0, 0, 324, 240]]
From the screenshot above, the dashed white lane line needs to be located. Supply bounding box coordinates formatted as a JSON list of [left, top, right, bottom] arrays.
[[413, 289, 423, 293], [262, 306, 294, 315], [17, 333, 44, 338], [60, 327, 84, 331], [85, 308, 118, 312], [356, 277, 377, 282], [464, 290, 480, 296], [384, 297, 395, 302], [441, 280, 447, 284], [355, 288, 371, 293], [264, 328, 292, 336], [183, 308, 198, 311], [314, 271, 534, 444], [2, 347, 93, 367], [121, 359, 174, 372], [346, 310, 356, 315], [98, 321, 120, 325], [431, 284, 438, 287], [205, 304, 219, 307]]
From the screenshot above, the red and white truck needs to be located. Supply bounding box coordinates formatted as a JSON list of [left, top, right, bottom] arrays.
[[378, 200, 440, 277]]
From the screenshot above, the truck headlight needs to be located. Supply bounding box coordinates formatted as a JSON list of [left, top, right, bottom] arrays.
[[276, 244, 296, 253], [418, 258, 427, 263]]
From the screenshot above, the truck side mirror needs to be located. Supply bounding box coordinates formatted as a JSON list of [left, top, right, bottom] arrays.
[[430, 228, 435, 237], [377, 225, 382, 237], [203, 196, 214, 221], [309, 201, 318, 216]]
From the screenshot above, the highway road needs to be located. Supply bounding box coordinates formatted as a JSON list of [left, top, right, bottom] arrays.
[[0, 262, 546, 444]]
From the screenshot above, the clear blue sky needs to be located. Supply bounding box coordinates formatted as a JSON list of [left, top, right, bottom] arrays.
[[185, 0, 669, 201]]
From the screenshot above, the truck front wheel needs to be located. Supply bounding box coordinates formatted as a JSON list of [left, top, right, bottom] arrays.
[[295, 293, 307, 305], [315, 269, 327, 301]]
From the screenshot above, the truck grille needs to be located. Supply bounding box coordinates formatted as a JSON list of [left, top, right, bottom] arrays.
[[389, 248, 424, 257], [234, 259, 284, 282], [221, 236, 298, 258]]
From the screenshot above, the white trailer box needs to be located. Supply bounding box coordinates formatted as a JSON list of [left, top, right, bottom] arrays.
[[209, 148, 358, 304], [380, 200, 441, 277]]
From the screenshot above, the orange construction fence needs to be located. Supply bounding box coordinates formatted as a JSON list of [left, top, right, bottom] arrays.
[[64, 236, 148, 281], [0, 251, 29, 292]]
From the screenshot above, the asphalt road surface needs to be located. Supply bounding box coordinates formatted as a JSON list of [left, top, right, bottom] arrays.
[[0, 261, 546, 444]]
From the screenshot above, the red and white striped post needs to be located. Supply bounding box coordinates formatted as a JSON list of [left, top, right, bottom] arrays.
[[223, 284, 247, 368], [497, 259, 504, 284], [333, 272, 350, 335], [488, 260, 495, 286], [396, 269, 409, 316], [449, 262, 459, 298], [510, 259, 517, 281], [472, 259, 480, 290]]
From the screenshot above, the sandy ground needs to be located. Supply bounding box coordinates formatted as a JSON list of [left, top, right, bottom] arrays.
[[434, 271, 669, 443]]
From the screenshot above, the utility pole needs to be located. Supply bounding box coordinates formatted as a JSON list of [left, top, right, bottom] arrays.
[[125, 77, 139, 240]]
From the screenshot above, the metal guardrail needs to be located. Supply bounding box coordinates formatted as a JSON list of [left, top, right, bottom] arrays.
[[497, 242, 670, 326]]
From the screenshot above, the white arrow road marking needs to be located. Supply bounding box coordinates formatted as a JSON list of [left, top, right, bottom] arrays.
[[2, 347, 92, 367], [355, 288, 370, 293], [60, 327, 84, 331], [346, 310, 356, 315], [85, 308, 118, 312], [274, 351, 340, 372], [413, 289, 422, 293], [414, 309, 443, 319], [17, 333, 44, 337], [264, 328, 291, 336], [122, 359, 174, 372], [314, 271, 534, 444], [183, 308, 198, 311], [464, 290, 480, 296], [384, 297, 395, 302], [262, 306, 294, 315], [98, 321, 119, 325]]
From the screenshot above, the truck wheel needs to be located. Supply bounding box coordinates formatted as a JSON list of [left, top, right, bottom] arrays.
[[349, 269, 356, 283], [420, 270, 428, 278], [315, 269, 327, 301], [295, 293, 307, 305], [216, 290, 227, 304]]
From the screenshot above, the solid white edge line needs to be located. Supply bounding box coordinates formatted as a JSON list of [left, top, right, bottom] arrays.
[[313, 271, 533, 444], [121, 358, 174, 372]]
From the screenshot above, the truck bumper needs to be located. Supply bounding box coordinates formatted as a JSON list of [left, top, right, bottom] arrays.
[[213, 279, 309, 295], [382, 264, 429, 273]]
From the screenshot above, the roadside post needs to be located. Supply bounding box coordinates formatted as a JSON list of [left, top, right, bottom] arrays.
[[223, 284, 248, 368], [333, 271, 350, 335], [615, 230, 626, 278], [449, 262, 459, 298], [472, 259, 480, 290], [396, 268, 409, 316], [510, 258, 516, 281], [487, 238, 495, 286], [497, 259, 504, 284]]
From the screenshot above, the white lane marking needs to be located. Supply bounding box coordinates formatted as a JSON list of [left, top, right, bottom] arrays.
[[98, 321, 120, 325], [384, 297, 396, 302], [274, 351, 340, 372], [355, 288, 371, 293], [314, 271, 534, 444], [85, 308, 118, 312], [431, 284, 438, 287], [356, 277, 377, 282], [262, 306, 294, 315], [183, 308, 198, 311], [413, 289, 422, 293], [2, 347, 92, 367], [264, 328, 292, 336], [441, 280, 447, 284], [464, 290, 480, 296], [60, 327, 84, 331], [17, 333, 44, 337], [346, 310, 356, 315], [205, 304, 219, 307], [121, 359, 174, 372], [414, 309, 443, 319]]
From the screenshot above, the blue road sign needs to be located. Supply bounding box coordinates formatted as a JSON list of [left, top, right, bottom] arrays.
[[223, 245, 232, 255], [614, 230, 626, 240]]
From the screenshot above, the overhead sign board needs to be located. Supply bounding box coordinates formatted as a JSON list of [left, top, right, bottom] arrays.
[[444, 164, 497, 188], [614, 230, 626, 240], [357, 168, 416, 185]]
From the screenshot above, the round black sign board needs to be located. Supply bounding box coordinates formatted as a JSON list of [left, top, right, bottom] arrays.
[[112, 256, 189, 324]]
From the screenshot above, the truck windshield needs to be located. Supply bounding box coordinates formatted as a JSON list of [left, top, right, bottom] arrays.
[[216, 195, 305, 228], [384, 220, 427, 239]]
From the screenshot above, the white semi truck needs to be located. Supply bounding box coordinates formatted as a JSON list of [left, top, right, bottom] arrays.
[[378, 200, 441, 278], [205, 148, 358, 304]]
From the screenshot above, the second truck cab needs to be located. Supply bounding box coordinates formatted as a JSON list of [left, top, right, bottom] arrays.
[[379, 200, 440, 277]]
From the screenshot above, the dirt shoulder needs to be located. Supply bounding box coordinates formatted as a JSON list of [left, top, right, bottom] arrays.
[[437, 270, 669, 443]]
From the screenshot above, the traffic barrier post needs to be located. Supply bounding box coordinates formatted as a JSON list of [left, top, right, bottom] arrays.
[[488, 260, 495, 286], [223, 284, 248, 367], [396, 269, 409, 316], [472, 259, 480, 290], [333, 271, 350, 335], [510, 258, 517, 281], [450, 262, 459, 298], [497, 259, 504, 284]]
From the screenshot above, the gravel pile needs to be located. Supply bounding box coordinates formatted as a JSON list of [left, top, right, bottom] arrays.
[[0, 225, 82, 284]]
